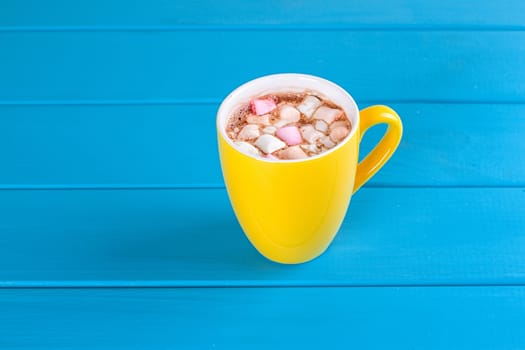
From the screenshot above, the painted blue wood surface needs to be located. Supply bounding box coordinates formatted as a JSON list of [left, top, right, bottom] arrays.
[[1, 103, 524, 187], [1, 0, 524, 29], [1, 287, 524, 349], [1, 0, 524, 347], [1, 188, 523, 286], [1, 31, 524, 103]]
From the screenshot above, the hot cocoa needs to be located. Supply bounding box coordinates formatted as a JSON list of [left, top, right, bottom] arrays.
[[226, 91, 352, 160]]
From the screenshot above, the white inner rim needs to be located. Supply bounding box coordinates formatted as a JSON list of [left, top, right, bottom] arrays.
[[217, 73, 359, 162]]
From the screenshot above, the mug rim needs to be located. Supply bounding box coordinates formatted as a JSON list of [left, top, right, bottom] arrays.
[[217, 73, 359, 163]]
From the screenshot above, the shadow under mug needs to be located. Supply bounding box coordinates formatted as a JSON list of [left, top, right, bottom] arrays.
[[217, 73, 403, 264]]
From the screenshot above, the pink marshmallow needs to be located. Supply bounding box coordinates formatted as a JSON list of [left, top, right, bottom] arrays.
[[276, 126, 302, 146], [250, 98, 277, 115]]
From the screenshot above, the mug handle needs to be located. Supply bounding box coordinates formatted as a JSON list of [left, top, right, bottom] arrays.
[[353, 105, 403, 193]]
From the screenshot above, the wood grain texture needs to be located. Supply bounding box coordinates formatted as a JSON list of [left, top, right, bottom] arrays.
[[1, 103, 523, 187], [1, 0, 524, 29], [1, 0, 523, 347], [1, 188, 523, 287], [1, 31, 524, 103], [1, 287, 524, 349]]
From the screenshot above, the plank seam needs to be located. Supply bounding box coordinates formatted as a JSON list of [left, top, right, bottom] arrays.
[[2, 283, 525, 289], [0, 185, 523, 190], [1, 25, 525, 32], [2, 100, 525, 107]]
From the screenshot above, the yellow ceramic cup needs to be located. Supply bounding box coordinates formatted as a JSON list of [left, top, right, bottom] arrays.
[[217, 74, 402, 264]]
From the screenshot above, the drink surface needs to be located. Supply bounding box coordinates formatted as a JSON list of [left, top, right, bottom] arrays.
[[226, 91, 352, 160]]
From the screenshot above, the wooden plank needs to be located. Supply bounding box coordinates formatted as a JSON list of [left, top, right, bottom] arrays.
[[1, 0, 524, 28], [1, 31, 524, 103], [1, 103, 523, 187], [0, 188, 524, 286], [1, 286, 524, 349]]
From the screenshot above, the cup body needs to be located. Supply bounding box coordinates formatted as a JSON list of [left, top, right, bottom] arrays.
[[217, 74, 361, 264]]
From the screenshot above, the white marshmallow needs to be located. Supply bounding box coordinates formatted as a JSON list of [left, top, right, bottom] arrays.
[[301, 143, 319, 154], [254, 134, 286, 154], [330, 126, 350, 142], [313, 106, 343, 124], [279, 105, 301, 123], [279, 146, 308, 160], [320, 136, 336, 149], [237, 124, 260, 140], [247, 114, 271, 126], [297, 95, 322, 118], [264, 154, 278, 160], [300, 125, 324, 144], [234, 141, 261, 157], [314, 120, 328, 133], [274, 119, 291, 128], [262, 126, 277, 135], [329, 121, 348, 130]]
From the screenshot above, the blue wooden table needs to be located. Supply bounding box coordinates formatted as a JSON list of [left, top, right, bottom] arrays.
[[1, 1, 525, 348]]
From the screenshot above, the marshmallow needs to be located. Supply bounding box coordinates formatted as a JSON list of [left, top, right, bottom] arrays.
[[320, 136, 336, 149], [297, 95, 322, 118], [229, 92, 351, 161], [251, 98, 277, 115], [254, 134, 286, 154], [237, 124, 260, 140], [329, 121, 348, 130], [247, 114, 271, 126], [264, 153, 279, 160], [301, 143, 319, 154], [276, 126, 302, 146], [279, 146, 308, 160], [329, 126, 350, 142], [274, 119, 291, 128], [313, 106, 343, 124], [314, 120, 328, 132], [262, 126, 277, 135], [300, 125, 324, 144], [234, 141, 261, 157], [279, 105, 301, 123]]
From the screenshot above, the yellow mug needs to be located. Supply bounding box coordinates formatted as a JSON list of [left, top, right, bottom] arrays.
[[217, 74, 402, 264]]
